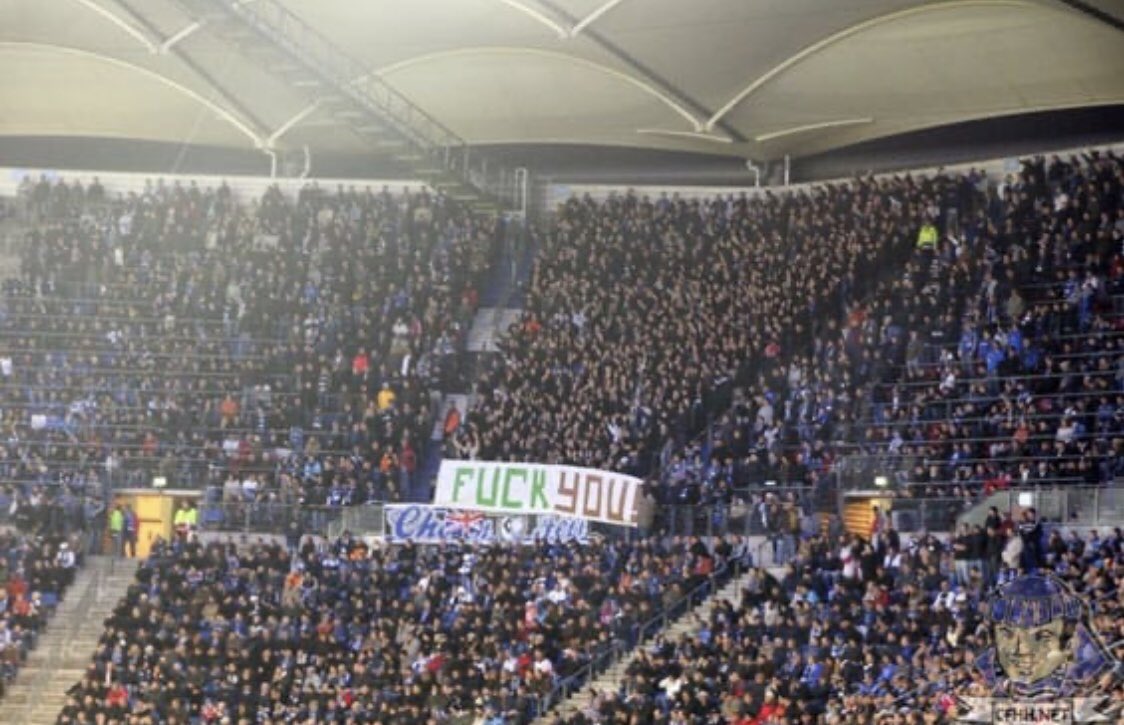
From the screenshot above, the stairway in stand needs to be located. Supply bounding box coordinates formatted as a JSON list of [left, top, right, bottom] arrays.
[[465, 307, 523, 353], [538, 566, 753, 723], [0, 556, 139, 724], [0, 213, 28, 278]]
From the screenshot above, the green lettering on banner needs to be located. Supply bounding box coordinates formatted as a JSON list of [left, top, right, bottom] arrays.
[[453, 467, 475, 503], [531, 469, 549, 510], [502, 467, 525, 509], [476, 467, 500, 506]]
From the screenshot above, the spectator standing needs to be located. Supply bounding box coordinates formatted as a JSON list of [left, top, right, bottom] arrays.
[[107, 505, 123, 557], [121, 505, 138, 558], [984, 522, 1006, 585], [869, 505, 888, 547], [1018, 508, 1043, 571], [55, 542, 77, 589], [952, 524, 972, 585]]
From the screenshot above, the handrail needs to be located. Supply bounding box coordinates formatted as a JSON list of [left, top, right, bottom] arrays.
[[848, 406, 1119, 427], [901, 328, 1124, 352], [897, 351, 1124, 373], [834, 449, 1111, 465], [197, 501, 344, 536], [4, 549, 101, 719], [1005, 279, 1124, 292], [0, 328, 293, 346], [851, 475, 1087, 490], [832, 437, 1117, 453], [0, 369, 269, 381], [0, 438, 371, 458], [6, 337, 1106, 370], [954, 483, 1124, 530], [869, 367, 1121, 390], [706, 414, 1117, 460], [0, 420, 350, 438], [534, 556, 741, 719], [0, 383, 307, 398], [0, 351, 280, 365], [835, 447, 1103, 466], [2, 309, 318, 328]]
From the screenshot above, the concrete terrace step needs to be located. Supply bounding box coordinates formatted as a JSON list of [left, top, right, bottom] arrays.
[[466, 307, 522, 353], [536, 568, 753, 722], [430, 393, 475, 442], [0, 555, 139, 723]]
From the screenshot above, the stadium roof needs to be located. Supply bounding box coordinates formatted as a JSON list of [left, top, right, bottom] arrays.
[[2, 0, 1123, 166]]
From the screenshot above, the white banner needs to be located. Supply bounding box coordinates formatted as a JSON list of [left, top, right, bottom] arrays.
[[382, 504, 588, 544], [434, 460, 642, 527]]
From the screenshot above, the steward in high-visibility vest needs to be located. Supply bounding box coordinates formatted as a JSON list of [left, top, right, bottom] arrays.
[[917, 222, 938, 250], [109, 506, 124, 536], [173, 501, 197, 540], [109, 506, 124, 555]]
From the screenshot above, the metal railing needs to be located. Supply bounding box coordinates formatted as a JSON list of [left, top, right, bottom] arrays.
[[223, 0, 461, 154], [648, 500, 772, 539], [0, 498, 98, 538], [209, 0, 524, 208], [198, 502, 343, 537], [876, 365, 1122, 390], [874, 495, 977, 534], [325, 504, 386, 539], [533, 556, 744, 719], [835, 451, 1110, 490], [956, 484, 1124, 530]]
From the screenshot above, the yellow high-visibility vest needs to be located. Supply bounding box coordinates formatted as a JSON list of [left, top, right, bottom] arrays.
[[917, 224, 938, 250]]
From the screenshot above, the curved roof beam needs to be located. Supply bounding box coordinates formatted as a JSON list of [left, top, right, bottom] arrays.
[[758, 99, 1124, 153], [70, 0, 158, 53], [374, 46, 705, 131], [494, 0, 568, 39], [570, 0, 629, 38], [266, 99, 322, 147], [159, 20, 206, 54], [0, 42, 265, 148], [754, 117, 874, 143], [706, 0, 1037, 131], [636, 129, 733, 144]]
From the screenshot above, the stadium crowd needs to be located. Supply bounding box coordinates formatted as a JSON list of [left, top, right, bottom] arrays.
[[0, 148, 1120, 725], [54, 533, 735, 724], [2, 176, 496, 509], [0, 530, 82, 697], [0, 483, 91, 538], [457, 151, 1124, 518], [556, 517, 1124, 724]]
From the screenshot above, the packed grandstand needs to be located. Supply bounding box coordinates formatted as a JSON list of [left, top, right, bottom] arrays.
[[0, 144, 1117, 724], [3, 178, 493, 511]]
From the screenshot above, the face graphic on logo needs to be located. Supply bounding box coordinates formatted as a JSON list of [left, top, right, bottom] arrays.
[[978, 573, 1119, 698], [994, 618, 1068, 685], [956, 572, 1123, 723]]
